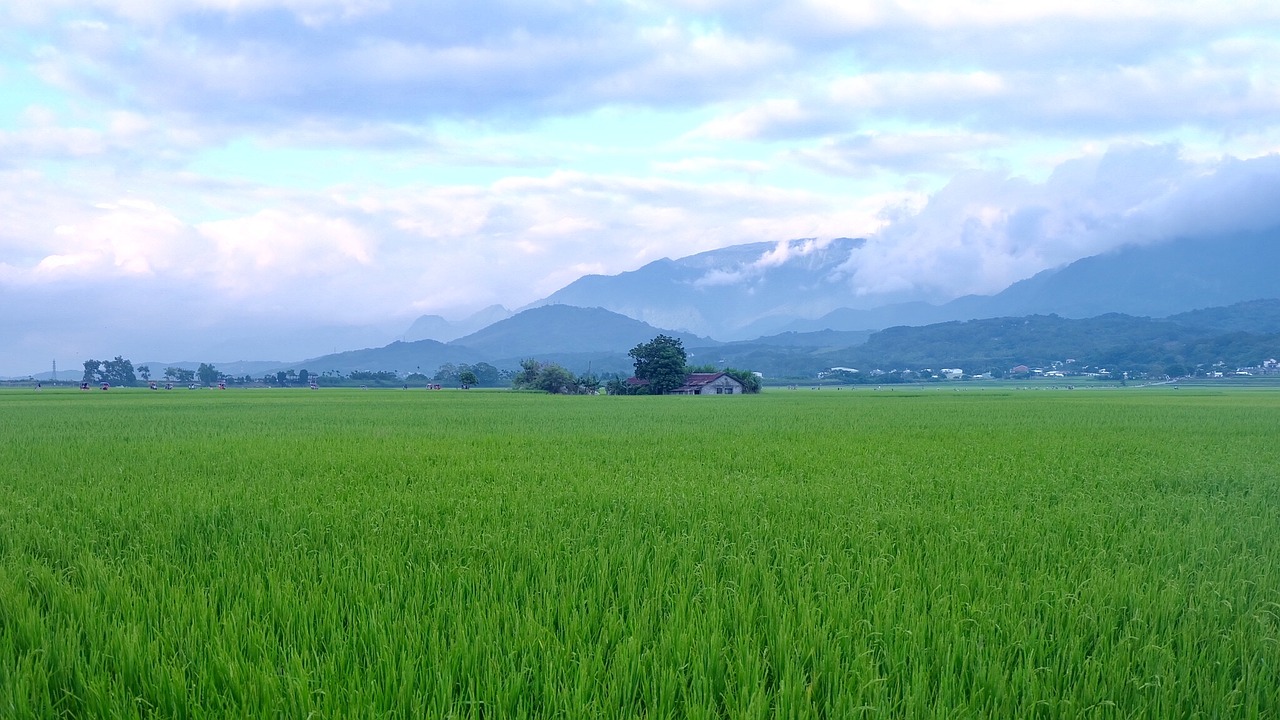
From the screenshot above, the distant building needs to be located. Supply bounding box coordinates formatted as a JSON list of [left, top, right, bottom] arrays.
[[628, 372, 746, 395], [670, 372, 745, 395]]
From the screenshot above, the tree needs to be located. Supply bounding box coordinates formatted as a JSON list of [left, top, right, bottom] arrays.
[[629, 335, 688, 395], [605, 375, 634, 395], [83, 359, 102, 384], [534, 364, 575, 394], [137, 365, 151, 381], [298, 369, 310, 385], [576, 371, 601, 395], [101, 356, 137, 386], [512, 359, 543, 388], [458, 370, 478, 388], [167, 366, 195, 383], [723, 368, 762, 393], [511, 359, 577, 394], [470, 362, 502, 386], [349, 370, 397, 383], [433, 363, 459, 384], [197, 363, 219, 386]]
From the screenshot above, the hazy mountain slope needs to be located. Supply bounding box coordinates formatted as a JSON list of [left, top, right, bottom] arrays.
[[738, 329, 875, 348], [404, 305, 512, 342], [855, 314, 1200, 367], [529, 238, 869, 337], [449, 304, 717, 357], [964, 230, 1280, 320], [281, 339, 481, 376], [523, 229, 1280, 337], [1165, 298, 1280, 334], [847, 312, 1275, 372]]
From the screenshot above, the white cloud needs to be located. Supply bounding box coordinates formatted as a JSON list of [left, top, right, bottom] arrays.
[[692, 236, 838, 287], [839, 145, 1280, 302], [652, 156, 771, 175], [794, 130, 1006, 176], [199, 209, 375, 291]]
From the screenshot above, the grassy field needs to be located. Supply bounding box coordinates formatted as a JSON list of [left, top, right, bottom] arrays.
[[2, 387, 1278, 718]]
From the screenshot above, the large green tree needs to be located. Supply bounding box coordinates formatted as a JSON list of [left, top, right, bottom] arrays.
[[534, 364, 575, 394], [82, 360, 102, 384], [165, 366, 195, 383], [101, 356, 137, 386], [197, 363, 220, 386], [628, 335, 688, 395], [470, 362, 502, 386], [511, 359, 579, 394]]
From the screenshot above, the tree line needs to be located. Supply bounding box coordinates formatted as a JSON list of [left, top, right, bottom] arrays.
[[73, 341, 763, 393]]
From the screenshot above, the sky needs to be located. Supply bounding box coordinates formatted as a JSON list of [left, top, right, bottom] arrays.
[[3, 1, 1280, 376]]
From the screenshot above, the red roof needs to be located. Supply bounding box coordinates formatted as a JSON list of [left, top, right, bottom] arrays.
[[626, 372, 742, 394], [679, 372, 726, 387]]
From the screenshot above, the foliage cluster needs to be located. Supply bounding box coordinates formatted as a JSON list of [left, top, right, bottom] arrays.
[[606, 336, 761, 394], [627, 334, 688, 394], [511, 358, 599, 394], [432, 362, 503, 387], [80, 356, 136, 386]]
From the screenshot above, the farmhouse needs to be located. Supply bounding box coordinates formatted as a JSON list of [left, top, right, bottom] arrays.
[[628, 372, 746, 395], [670, 372, 745, 395]]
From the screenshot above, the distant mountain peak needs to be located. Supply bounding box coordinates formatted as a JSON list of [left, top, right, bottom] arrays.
[[526, 237, 871, 338], [450, 304, 715, 357], [404, 305, 512, 343]]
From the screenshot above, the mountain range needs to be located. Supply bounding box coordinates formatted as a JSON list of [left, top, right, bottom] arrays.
[[520, 230, 1280, 338], [280, 298, 1280, 381], [18, 227, 1278, 382]]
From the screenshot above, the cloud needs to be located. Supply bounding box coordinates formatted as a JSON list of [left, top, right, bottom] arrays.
[[699, 45, 1280, 143], [0, 165, 899, 373], [651, 156, 771, 176], [793, 130, 1006, 176], [692, 236, 837, 287], [838, 145, 1280, 302], [14, 2, 793, 127]]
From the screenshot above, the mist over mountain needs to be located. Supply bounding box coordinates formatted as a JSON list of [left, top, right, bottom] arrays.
[[525, 237, 872, 339], [514, 229, 1280, 337], [953, 230, 1280, 320], [404, 305, 512, 343]]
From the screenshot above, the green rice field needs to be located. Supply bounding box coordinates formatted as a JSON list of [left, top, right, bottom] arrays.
[[2, 387, 1278, 718]]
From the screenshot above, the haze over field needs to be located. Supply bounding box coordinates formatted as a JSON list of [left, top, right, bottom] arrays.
[[3, 1, 1280, 376]]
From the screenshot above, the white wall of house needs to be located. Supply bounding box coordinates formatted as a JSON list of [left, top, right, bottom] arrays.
[[697, 376, 743, 394]]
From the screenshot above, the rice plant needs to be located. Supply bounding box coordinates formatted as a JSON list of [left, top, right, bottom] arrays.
[[1, 387, 1277, 717]]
